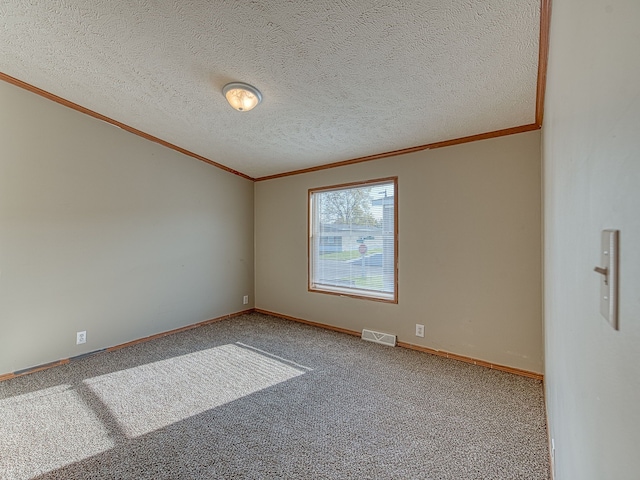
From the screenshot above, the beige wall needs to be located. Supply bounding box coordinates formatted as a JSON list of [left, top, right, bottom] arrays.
[[0, 81, 254, 375], [542, 1, 640, 478], [255, 130, 542, 373]]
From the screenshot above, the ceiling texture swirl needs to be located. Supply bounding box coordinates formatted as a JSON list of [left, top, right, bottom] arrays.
[[1, 0, 544, 179]]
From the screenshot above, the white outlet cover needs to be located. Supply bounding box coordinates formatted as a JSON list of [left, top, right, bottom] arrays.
[[76, 331, 87, 344], [415, 324, 425, 337]]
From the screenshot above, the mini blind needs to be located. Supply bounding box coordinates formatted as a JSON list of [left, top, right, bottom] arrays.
[[309, 178, 397, 302]]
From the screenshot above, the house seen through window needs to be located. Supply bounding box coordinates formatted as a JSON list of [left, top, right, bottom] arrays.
[[309, 177, 397, 302]]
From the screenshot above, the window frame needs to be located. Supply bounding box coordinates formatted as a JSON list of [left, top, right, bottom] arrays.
[[308, 176, 398, 304]]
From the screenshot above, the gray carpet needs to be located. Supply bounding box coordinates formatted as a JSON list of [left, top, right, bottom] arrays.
[[0, 312, 550, 479]]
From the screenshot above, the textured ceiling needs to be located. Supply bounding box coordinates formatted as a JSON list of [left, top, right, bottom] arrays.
[[1, 0, 541, 179]]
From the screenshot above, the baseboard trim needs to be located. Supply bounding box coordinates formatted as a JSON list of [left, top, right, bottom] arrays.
[[544, 380, 554, 479], [69, 348, 108, 361], [11, 359, 70, 378], [254, 308, 362, 337], [397, 341, 543, 380], [0, 309, 253, 382], [256, 308, 543, 381], [1, 308, 543, 383], [105, 309, 251, 353]]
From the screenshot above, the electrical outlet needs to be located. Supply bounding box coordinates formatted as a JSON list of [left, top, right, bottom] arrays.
[[76, 331, 86, 345], [415, 324, 425, 337], [243, 295, 249, 305]]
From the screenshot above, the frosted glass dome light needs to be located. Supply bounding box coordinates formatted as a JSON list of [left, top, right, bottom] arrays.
[[222, 82, 262, 112]]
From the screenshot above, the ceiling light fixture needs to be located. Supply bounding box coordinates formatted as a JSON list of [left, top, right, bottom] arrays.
[[222, 82, 262, 112]]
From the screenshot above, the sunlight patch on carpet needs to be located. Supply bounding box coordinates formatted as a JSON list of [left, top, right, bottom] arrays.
[[0, 384, 114, 480], [84, 343, 307, 438]]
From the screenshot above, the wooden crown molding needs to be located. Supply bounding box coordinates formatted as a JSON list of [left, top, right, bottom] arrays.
[[1, 1, 550, 182], [0, 72, 254, 181], [256, 0, 551, 182], [536, 0, 552, 127], [255, 123, 540, 181]]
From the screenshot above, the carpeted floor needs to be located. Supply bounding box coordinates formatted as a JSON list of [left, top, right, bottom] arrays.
[[0, 312, 550, 479]]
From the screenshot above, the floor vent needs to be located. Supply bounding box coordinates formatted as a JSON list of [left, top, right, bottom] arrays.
[[361, 329, 397, 347]]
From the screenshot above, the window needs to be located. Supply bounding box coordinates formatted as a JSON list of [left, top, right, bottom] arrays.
[[309, 177, 397, 303]]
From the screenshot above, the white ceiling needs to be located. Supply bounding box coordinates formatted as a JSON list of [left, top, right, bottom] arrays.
[[1, 0, 541, 179]]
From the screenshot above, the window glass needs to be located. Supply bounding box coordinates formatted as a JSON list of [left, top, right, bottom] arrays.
[[309, 178, 397, 302]]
